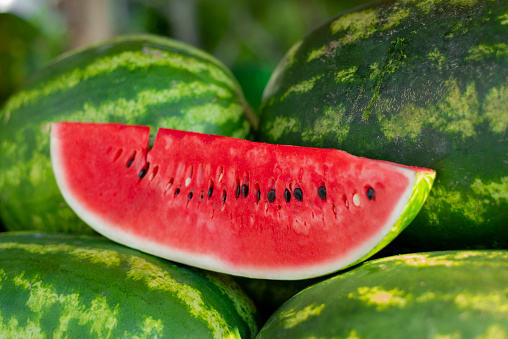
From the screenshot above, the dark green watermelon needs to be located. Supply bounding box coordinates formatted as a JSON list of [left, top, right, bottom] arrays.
[[0, 35, 255, 234], [258, 250, 508, 338], [259, 0, 508, 251], [0, 231, 259, 338]]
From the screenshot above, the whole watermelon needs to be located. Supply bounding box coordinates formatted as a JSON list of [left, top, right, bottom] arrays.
[[259, 0, 508, 251], [0, 35, 255, 234], [0, 231, 259, 338], [257, 250, 508, 338]]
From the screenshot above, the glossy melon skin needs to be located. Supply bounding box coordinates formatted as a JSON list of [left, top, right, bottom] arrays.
[[0, 231, 259, 338], [259, 0, 508, 252], [0, 34, 254, 234], [257, 250, 508, 338]]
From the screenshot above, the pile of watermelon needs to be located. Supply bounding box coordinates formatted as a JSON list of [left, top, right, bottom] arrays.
[[0, 0, 507, 337]]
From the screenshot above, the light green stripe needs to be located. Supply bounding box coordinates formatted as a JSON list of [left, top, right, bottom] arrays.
[[280, 75, 322, 102], [158, 102, 249, 138], [335, 66, 358, 84], [376, 251, 508, 267], [348, 283, 508, 317], [475, 325, 508, 339], [427, 48, 447, 70], [279, 304, 326, 329], [307, 46, 326, 63], [8, 273, 162, 338], [0, 277, 165, 338], [422, 176, 508, 226], [302, 105, 351, 147], [484, 84, 508, 134], [127, 256, 240, 339], [378, 80, 489, 141], [466, 43, 508, 61], [263, 116, 301, 141], [499, 12, 508, 25], [348, 286, 408, 311], [59, 81, 234, 125], [203, 273, 258, 337], [330, 9, 378, 43], [0, 242, 121, 267], [3, 48, 236, 116], [472, 176, 508, 203], [413, 0, 490, 12], [382, 8, 410, 30], [0, 309, 45, 338], [11, 273, 120, 338]]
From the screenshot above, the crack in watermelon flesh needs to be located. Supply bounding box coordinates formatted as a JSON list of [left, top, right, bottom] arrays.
[[50, 122, 435, 279]]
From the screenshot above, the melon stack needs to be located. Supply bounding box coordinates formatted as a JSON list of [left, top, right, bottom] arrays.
[[0, 0, 507, 337]]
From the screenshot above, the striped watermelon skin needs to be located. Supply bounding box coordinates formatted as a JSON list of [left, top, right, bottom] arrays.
[[0, 231, 259, 338], [0, 35, 254, 234], [259, 0, 508, 252], [257, 250, 508, 338]]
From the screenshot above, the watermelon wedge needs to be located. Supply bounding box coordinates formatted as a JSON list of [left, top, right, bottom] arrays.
[[50, 122, 435, 280]]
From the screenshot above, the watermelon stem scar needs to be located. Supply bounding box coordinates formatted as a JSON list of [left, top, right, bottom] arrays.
[[51, 122, 435, 280]]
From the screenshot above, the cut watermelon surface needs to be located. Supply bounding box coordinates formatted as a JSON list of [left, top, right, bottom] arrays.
[[51, 122, 435, 279]]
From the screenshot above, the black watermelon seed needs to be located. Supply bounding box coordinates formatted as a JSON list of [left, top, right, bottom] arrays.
[[200, 192, 204, 201], [208, 187, 214, 198], [138, 163, 149, 178], [188, 192, 193, 200], [236, 186, 241, 198], [284, 189, 291, 202], [318, 186, 326, 200], [268, 189, 276, 203], [294, 188, 303, 201], [367, 188, 375, 200], [222, 191, 227, 203], [126, 158, 134, 168], [174, 188, 180, 197], [241, 184, 249, 197], [256, 189, 260, 203]]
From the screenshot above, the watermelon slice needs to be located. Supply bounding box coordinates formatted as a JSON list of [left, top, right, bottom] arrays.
[[50, 122, 435, 280]]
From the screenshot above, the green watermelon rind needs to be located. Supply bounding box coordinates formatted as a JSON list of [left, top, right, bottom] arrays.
[[346, 169, 436, 269]]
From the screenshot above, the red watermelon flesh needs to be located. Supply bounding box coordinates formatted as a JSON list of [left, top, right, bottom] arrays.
[[51, 122, 435, 279]]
